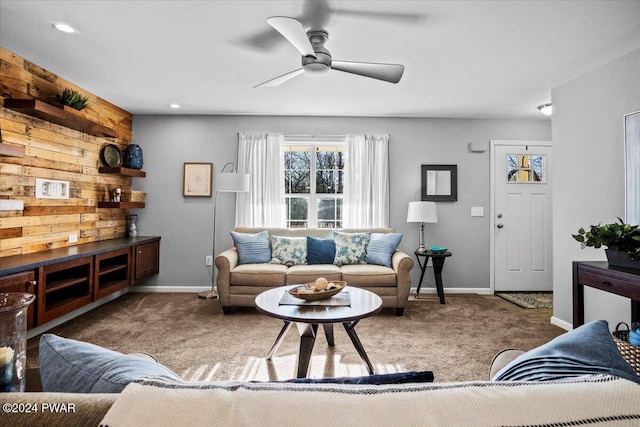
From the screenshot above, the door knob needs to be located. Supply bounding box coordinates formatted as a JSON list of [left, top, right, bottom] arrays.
[[497, 223, 504, 229]]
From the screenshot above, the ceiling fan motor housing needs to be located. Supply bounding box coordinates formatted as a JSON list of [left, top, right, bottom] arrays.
[[302, 29, 331, 74]]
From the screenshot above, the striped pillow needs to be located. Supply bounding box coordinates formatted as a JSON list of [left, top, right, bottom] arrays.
[[366, 233, 403, 267], [230, 231, 271, 264]]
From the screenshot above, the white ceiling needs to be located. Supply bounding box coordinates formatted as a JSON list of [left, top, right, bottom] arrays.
[[1, 0, 640, 119]]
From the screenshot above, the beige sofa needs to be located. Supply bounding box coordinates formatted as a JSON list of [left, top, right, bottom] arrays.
[[215, 228, 414, 315]]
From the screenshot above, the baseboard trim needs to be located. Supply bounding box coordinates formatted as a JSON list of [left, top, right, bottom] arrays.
[[551, 316, 572, 331], [412, 287, 492, 295], [130, 285, 210, 293]]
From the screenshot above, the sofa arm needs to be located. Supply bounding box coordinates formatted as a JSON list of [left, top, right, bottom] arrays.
[[392, 250, 414, 308], [215, 248, 238, 305]]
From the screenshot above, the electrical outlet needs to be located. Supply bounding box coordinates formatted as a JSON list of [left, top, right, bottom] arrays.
[[471, 206, 484, 217], [68, 233, 78, 243], [205, 255, 213, 266]]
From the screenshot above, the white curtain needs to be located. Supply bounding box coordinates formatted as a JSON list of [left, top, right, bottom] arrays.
[[235, 132, 286, 227], [343, 134, 390, 228]]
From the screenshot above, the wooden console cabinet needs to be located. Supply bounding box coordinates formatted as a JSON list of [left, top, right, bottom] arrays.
[[573, 261, 640, 327], [0, 237, 160, 328]]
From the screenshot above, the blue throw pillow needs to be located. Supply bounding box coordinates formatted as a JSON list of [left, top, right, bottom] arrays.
[[492, 320, 640, 384], [333, 231, 371, 266], [307, 236, 336, 264], [230, 230, 271, 264], [366, 233, 403, 267], [39, 334, 181, 393]]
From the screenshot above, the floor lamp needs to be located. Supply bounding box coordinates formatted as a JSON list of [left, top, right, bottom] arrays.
[[406, 201, 438, 253], [198, 162, 250, 300]]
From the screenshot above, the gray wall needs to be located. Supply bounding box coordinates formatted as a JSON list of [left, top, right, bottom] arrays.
[[132, 115, 550, 291], [551, 48, 640, 329]]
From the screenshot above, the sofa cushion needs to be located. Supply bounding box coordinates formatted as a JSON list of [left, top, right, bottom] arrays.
[[306, 236, 336, 264], [333, 231, 370, 266], [230, 230, 271, 264], [285, 264, 342, 284], [492, 320, 640, 384], [366, 233, 403, 267], [270, 236, 306, 266], [230, 263, 288, 286], [341, 264, 397, 287], [39, 334, 180, 393]]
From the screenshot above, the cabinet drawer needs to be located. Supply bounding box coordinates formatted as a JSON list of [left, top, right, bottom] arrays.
[[577, 270, 640, 299]]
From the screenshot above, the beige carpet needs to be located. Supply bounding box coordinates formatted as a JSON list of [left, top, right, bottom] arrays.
[[27, 293, 564, 383]]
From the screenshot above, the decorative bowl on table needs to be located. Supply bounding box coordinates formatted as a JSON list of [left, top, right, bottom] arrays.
[[429, 246, 448, 254], [288, 280, 347, 301]]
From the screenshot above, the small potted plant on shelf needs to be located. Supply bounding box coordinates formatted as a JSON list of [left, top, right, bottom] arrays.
[[572, 217, 640, 268], [53, 87, 89, 111]]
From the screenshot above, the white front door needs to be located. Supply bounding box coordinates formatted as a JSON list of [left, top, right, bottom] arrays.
[[492, 142, 552, 292]]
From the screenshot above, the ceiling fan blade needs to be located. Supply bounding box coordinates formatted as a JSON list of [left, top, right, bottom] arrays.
[[267, 16, 316, 58], [331, 8, 424, 24], [254, 68, 305, 88], [331, 60, 405, 83]]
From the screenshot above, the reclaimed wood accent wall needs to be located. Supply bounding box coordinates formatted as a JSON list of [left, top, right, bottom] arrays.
[[0, 47, 134, 257]]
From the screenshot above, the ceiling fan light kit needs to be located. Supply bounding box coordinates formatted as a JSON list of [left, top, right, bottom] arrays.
[[255, 16, 404, 88]]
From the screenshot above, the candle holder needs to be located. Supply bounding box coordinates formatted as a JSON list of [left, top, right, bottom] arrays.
[[0, 293, 35, 392]]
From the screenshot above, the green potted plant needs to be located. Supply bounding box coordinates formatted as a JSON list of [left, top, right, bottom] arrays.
[[53, 87, 89, 111], [572, 217, 640, 268]]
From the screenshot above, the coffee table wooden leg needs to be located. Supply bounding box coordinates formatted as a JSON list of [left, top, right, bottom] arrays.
[[323, 323, 335, 346], [266, 321, 292, 360], [296, 322, 318, 378], [343, 321, 375, 375]]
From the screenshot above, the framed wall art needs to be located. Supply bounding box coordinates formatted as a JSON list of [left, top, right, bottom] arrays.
[[421, 164, 457, 202], [183, 162, 213, 197]]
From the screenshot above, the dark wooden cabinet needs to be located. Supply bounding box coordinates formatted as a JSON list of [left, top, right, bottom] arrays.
[[38, 257, 93, 325], [0, 271, 37, 329], [134, 241, 160, 283], [94, 247, 131, 300]]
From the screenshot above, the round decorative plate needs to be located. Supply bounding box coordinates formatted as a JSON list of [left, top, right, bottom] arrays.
[[289, 281, 347, 301], [101, 144, 122, 167]]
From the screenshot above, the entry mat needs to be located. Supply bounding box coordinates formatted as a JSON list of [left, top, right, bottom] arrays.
[[496, 292, 552, 309]]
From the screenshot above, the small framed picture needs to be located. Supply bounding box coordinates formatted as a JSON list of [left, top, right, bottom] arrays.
[[183, 163, 213, 197]]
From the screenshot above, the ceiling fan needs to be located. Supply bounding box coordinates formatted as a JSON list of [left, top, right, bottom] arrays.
[[254, 16, 405, 88]]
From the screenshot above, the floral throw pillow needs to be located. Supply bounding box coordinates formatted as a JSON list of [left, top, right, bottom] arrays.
[[270, 236, 307, 266], [333, 231, 371, 266]]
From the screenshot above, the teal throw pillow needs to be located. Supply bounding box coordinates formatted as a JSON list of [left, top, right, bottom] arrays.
[[230, 230, 271, 264], [271, 236, 307, 266], [366, 233, 403, 267], [39, 334, 181, 393], [307, 236, 336, 264], [333, 231, 371, 266]]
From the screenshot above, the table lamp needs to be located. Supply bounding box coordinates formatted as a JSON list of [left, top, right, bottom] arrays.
[[406, 201, 437, 253]]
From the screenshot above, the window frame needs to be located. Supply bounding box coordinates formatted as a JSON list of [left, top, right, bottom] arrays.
[[283, 138, 346, 228]]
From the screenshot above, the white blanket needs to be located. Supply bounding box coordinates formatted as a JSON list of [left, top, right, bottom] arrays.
[[101, 375, 640, 427]]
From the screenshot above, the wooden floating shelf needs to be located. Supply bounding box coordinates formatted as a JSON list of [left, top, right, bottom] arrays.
[[0, 143, 25, 157], [98, 201, 145, 209], [4, 99, 118, 138], [98, 166, 146, 177]]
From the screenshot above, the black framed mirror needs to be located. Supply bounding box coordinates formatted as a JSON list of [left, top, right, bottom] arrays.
[[421, 164, 457, 202]]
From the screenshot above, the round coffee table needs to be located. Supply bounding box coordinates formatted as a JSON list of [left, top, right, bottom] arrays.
[[255, 285, 382, 378]]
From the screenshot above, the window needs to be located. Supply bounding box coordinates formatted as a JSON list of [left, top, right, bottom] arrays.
[[507, 154, 545, 183], [284, 142, 345, 228]]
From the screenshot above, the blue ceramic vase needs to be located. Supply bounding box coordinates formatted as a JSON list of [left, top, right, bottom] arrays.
[[123, 144, 143, 170]]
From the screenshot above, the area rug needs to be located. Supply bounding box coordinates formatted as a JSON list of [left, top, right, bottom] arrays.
[[496, 292, 553, 309]]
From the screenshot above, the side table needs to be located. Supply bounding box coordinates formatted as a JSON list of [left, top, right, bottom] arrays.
[[415, 250, 452, 304]]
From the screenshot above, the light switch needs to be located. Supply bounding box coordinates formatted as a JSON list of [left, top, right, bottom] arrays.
[[471, 206, 484, 217]]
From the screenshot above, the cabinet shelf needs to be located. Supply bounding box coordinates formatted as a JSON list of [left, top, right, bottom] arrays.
[[99, 264, 128, 276], [4, 99, 118, 138], [45, 276, 90, 294], [98, 201, 145, 209], [0, 143, 25, 157], [98, 167, 146, 177]]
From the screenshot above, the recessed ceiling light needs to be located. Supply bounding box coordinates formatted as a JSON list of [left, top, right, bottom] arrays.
[[169, 103, 181, 109], [52, 23, 76, 33], [537, 103, 553, 116]]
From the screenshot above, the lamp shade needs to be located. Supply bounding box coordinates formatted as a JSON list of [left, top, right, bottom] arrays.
[[215, 172, 250, 193], [407, 201, 437, 223]]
